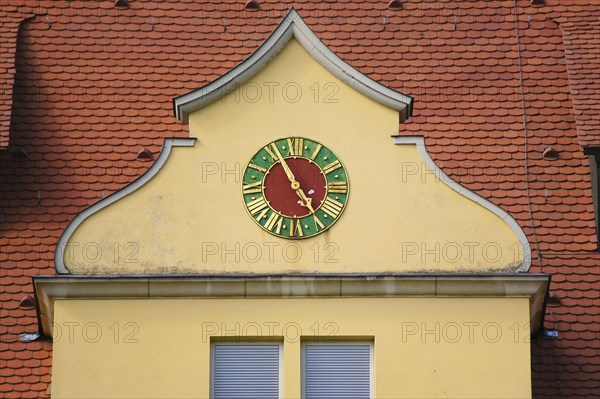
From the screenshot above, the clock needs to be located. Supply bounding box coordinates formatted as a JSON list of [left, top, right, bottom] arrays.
[[241, 137, 349, 239]]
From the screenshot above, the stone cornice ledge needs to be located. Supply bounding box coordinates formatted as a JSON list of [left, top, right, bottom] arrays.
[[33, 274, 550, 338]]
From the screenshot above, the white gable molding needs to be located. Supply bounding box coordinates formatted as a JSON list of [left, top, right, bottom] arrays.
[[173, 8, 414, 123], [394, 136, 532, 272], [54, 138, 196, 274]]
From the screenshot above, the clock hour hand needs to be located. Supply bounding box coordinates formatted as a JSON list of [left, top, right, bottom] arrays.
[[296, 188, 316, 214]]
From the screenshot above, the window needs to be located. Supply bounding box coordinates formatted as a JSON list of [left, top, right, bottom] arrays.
[[585, 148, 600, 250], [211, 342, 281, 399], [302, 342, 373, 399]]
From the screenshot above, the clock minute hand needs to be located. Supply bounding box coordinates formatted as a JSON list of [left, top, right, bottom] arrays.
[[271, 144, 298, 187]]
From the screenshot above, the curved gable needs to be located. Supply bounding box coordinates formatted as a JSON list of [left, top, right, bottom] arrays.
[[55, 9, 529, 275], [173, 8, 413, 123]]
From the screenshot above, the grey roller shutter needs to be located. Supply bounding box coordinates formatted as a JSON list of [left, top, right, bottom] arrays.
[[304, 344, 371, 399], [213, 344, 280, 399]]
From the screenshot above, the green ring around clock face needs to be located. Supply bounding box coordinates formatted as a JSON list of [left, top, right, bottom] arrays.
[[241, 137, 349, 239]]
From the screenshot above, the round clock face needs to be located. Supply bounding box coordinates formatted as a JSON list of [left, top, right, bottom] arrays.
[[242, 137, 349, 239]]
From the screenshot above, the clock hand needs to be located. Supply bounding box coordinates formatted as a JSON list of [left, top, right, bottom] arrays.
[[271, 143, 299, 189], [271, 143, 315, 213], [296, 188, 316, 214]]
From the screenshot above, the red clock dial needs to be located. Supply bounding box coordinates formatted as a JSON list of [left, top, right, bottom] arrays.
[[263, 158, 327, 218], [242, 137, 349, 239]]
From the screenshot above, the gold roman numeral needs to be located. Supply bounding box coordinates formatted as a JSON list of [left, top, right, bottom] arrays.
[[323, 160, 342, 174], [327, 181, 347, 194], [287, 138, 304, 156], [242, 181, 262, 194], [321, 196, 343, 218], [264, 212, 283, 233], [310, 143, 322, 161], [264, 145, 278, 162], [274, 216, 284, 234], [313, 213, 325, 231], [254, 207, 269, 221], [247, 197, 268, 216], [289, 219, 304, 237], [248, 162, 267, 173]]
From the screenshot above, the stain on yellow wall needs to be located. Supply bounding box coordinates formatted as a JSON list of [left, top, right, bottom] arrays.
[[63, 39, 525, 274]]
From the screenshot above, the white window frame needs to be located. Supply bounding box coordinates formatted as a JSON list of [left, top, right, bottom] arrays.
[[301, 341, 374, 399], [210, 341, 283, 399]]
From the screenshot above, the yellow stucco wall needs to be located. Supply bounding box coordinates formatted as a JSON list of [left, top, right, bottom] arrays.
[[51, 297, 531, 399], [63, 39, 524, 274]]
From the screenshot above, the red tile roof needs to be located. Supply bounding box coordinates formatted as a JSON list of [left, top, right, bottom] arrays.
[[530, 254, 600, 398], [0, 1, 598, 397]]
